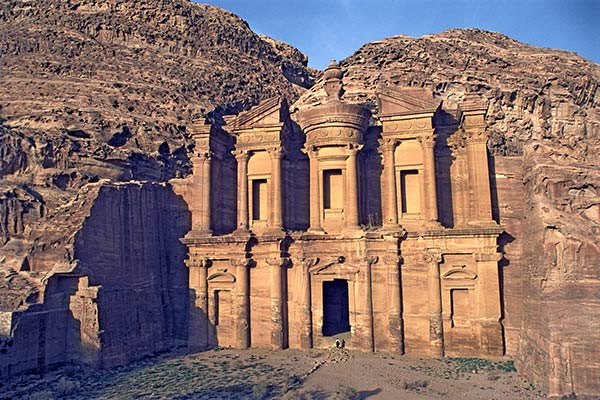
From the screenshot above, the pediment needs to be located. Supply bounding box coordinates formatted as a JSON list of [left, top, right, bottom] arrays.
[[376, 87, 441, 117], [229, 97, 289, 132], [207, 272, 236, 283], [442, 268, 478, 280]]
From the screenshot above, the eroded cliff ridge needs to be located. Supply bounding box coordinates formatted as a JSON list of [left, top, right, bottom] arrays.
[[0, 0, 599, 396]]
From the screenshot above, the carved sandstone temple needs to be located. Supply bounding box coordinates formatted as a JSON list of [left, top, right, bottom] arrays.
[[181, 61, 504, 357]]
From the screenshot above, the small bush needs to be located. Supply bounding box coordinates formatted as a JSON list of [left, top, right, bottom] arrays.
[[334, 384, 360, 400], [403, 380, 429, 391], [55, 377, 80, 396], [281, 375, 302, 393]]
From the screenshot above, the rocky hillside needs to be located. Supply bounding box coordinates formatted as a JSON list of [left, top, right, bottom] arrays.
[[0, 0, 317, 185], [0, 0, 317, 270], [0, 0, 599, 395]]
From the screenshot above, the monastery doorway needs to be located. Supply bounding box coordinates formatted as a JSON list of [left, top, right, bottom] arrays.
[[322, 279, 351, 336]]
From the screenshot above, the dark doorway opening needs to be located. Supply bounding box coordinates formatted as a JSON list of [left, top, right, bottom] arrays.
[[323, 279, 351, 336]]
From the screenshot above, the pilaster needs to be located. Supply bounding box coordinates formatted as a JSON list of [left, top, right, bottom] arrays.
[[234, 150, 250, 234], [425, 250, 444, 357], [383, 255, 404, 353], [231, 258, 252, 348], [186, 257, 210, 349]]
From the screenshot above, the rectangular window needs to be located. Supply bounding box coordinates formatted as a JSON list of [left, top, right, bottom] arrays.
[[323, 169, 343, 210], [252, 179, 268, 221], [400, 170, 420, 214]]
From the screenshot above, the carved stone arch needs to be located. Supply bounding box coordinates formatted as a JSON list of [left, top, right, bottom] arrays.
[[207, 272, 237, 284], [442, 268, 478, 280]]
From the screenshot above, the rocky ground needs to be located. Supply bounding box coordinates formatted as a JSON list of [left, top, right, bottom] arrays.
[[0, 348, 545, 400]]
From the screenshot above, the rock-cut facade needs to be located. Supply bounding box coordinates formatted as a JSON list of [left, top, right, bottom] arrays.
[[180, 61, 505, 357]]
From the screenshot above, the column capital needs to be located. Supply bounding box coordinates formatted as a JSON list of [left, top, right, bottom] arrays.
[[195, 150, 213, 161], [265, 257, 291, 267], [378, 137, 398, 152], [465, 128, 489, 143], [186, 256, 212, 269], [423, 250, 443, 265], [382, 255, 403, 266], [346, 143, 362, 153], [417, 133, 437, 147], [302, 145, 319, 158], [230, 257, 253, 268], [267, 146, 285, 159], [233, 149, 250, 161]]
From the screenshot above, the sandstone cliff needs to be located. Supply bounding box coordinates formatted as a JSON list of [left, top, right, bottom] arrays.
[[0, 0, 316, 375], [0, 0, 599, 396]]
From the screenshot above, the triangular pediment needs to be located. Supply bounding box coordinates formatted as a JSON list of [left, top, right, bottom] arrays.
[[229, 97, 289, 131], [376, 87, 441, 116]]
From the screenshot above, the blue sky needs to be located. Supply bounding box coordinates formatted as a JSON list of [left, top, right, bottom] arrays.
[[197, 0, 599, 70]]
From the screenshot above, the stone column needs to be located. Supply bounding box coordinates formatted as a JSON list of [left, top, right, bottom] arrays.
[[345, 144, 360, 230], [234, 150, 250, 233], [232, 258, 251, 348], [357, 256, 377, 351], [474, 252, 504, 356], [299, 257, 317, 349], [267, 257, 287, 349], [380, 139, 399, 228], [268, 147, 284, 232], [187, 257, 210, 349], [465, 130, 493, 224], [425, 251, 444, 357], [307, 147, 323, 233], [199, 152, 212, 234], [419, 134, 439, 223], [384, 255, 404, 354]]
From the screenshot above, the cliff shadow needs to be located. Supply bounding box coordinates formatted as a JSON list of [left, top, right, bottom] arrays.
[[433, 109, 456, 228], [72, 182, 191, 365], [488, 154, 501, 224], [361, 126, 383, 228], [285, 121, 310, 231]]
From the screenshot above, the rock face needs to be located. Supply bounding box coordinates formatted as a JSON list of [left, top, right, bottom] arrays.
[[0, 0, 598, 396], [0, 0, 315, 377], [294, 29, 599, 397]]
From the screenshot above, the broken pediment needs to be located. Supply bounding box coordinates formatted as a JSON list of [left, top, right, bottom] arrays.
[[228, 97, 290, 132], [376, 87, 441, 117]]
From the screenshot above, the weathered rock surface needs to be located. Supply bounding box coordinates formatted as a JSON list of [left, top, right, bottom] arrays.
[[0, 0, 598, 396], [294, 29, 600, 397], [0, 0, 315, 377]]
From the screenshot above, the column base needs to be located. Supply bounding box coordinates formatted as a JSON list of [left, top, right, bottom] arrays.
[[342, 225, 364, 237], [467, 220, 499, 228], [232, 228, 252, 237], [306, 226, 325, 235], [185, 229, 213, 239], [263, 227, 286, 238], [381, 224, 402, 233]]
